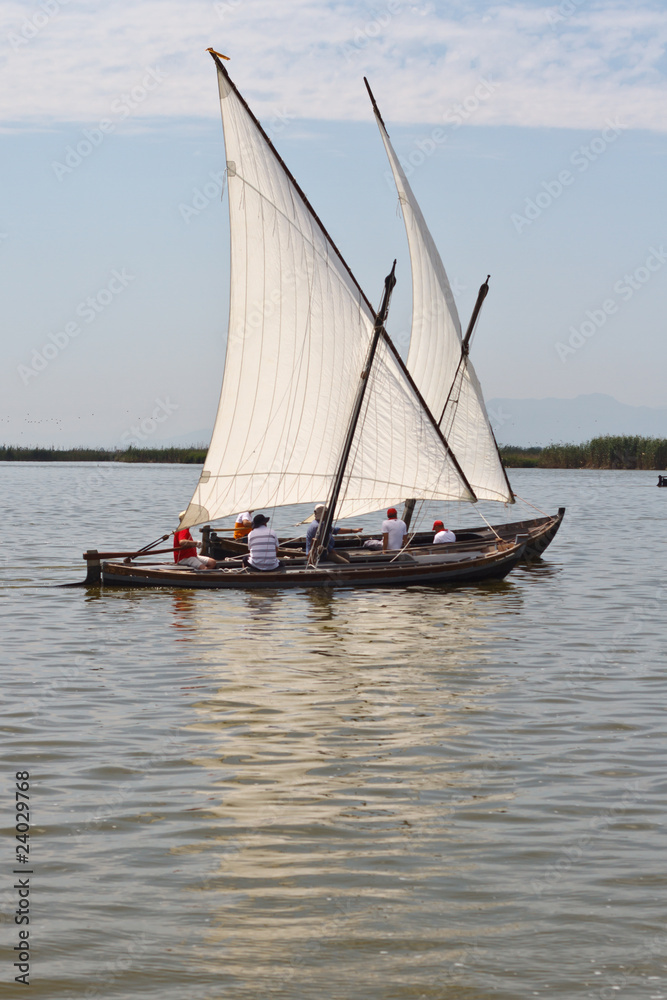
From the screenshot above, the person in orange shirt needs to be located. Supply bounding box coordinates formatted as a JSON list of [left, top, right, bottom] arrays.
[[234, 510, 254, 539]]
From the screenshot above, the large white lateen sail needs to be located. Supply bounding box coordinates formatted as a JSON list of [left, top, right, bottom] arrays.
[[180, 61, 475, 529], [367, 83, 513, 505]]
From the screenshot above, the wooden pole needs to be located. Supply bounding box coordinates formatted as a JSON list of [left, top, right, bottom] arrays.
[[461, 276, 490, 355], [364, 77, 389, 133], [311, 262, 397, 564], [401, 498, 416, 529], [437, 276, 490, 426], [83, 550, 101, 584]]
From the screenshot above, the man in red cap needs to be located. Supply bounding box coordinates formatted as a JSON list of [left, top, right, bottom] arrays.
[[433, 520, 456, 544], [382, 507, 408, 553]]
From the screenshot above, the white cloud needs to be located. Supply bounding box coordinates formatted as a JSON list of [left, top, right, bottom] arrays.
[[1, 0, 666, 130]]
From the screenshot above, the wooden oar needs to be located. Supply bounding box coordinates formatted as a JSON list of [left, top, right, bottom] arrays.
[[82, 548, 175, 559], [60, 546, 177, 587], [136, 533, 171, 554]]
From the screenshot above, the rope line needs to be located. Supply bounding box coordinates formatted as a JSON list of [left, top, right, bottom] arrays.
[[474, 508, 503, 540], [511, 492, 550, 517]]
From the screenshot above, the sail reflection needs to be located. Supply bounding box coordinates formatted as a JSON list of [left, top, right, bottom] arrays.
[[169, 584, 521, 986]]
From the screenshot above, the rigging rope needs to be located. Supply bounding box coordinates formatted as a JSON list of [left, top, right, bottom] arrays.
[[473, 508, 503, 540], [511, 492, 550, 517], [389, 498, 428, 562]]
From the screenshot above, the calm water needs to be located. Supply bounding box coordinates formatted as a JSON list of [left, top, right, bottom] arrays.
[[2, 464, 666, 1000]]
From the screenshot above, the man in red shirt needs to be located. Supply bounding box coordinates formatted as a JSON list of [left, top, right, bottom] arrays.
[[174, 512, 216, 569]]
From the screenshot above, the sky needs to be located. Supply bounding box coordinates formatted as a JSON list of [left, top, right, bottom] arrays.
[[1, 0, 666, 448]]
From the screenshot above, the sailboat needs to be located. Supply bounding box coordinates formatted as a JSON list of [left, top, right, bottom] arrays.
[[358, 79, 564, 558], [82, 54, 533, 589]]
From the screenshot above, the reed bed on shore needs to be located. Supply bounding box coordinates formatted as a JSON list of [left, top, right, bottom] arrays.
[[500, 436, 667, 469], [2, 436, 666, 469]]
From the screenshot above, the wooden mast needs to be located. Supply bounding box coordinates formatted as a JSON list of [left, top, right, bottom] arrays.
[[437, 275, 490, 426], [436, 276, 514, 500], [311, 262, 397, 565]]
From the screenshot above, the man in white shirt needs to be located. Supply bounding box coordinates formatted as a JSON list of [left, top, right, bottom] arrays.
[[245, 514, 282, 572], [382, 507, 408, 552], [432, 520, 456, 543]]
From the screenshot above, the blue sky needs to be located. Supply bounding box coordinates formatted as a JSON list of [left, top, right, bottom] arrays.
[[1, 0, 666, 447]]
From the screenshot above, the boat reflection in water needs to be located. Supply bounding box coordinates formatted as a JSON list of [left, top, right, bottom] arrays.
[[164, 583, 522, 990]]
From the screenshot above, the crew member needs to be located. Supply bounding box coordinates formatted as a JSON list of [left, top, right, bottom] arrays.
[[382, 507, 408, 552], [245, 513, 282, 572], [433, 520, 456, 543], [305, 504, 362, 564], [174, 512, 216, 569], [234, 510, 254, 538]]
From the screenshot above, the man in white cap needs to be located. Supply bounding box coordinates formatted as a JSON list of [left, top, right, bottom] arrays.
[[173, 512, 216, 569], [305, 504, 362, 563]]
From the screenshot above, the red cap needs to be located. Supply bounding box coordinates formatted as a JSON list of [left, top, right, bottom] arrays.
[[387, 507, 397, 518], [433, 520, 444, 530]]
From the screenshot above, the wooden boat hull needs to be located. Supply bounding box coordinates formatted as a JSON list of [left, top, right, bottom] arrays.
[[98, 539, 527, 590], [204, 508, 565, 563], [415, 507, 566, 561]]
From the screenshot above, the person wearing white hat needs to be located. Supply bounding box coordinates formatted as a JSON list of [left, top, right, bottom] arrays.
[[305, 504, 362, 562], [173, 512, 216, 569]]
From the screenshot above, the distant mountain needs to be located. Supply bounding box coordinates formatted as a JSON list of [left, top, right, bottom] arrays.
[[486, 394, 667, 447]]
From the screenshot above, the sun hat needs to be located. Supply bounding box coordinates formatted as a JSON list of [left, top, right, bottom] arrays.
[[252, 513, 270, 528]]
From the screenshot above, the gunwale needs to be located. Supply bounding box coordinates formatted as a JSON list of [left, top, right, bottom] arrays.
[[98, 538, 527, 590]]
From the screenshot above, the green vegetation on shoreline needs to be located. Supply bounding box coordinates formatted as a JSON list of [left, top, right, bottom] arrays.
[[500, 436, 667, 470], [1, 436, 666, 469], [0, 445, 207, 464]]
